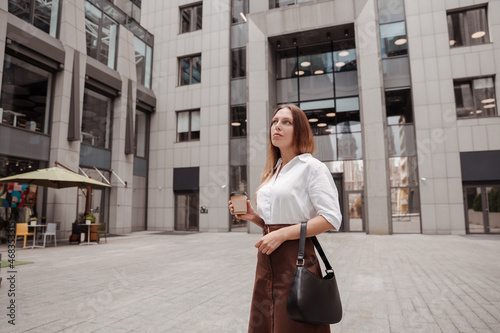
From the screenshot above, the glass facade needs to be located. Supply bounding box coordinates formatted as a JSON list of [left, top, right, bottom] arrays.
[[134, 37, 153, 89], [232, 0, 249, 24], [231, 48, 246, 79], [81, 88, 112, 149], [269, 0, 314, 9], [8, 0, 60, 37], [1, 55, 52, 134], [85, 1, 119, 69], [277, 39, 361, 162], [230, 105, 247, 137]]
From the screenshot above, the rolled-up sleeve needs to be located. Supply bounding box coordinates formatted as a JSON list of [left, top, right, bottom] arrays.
[[308, 164, 342, 231]]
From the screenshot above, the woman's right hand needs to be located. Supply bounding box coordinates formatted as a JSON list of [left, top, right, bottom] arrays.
[[228, 200, 260, 224]]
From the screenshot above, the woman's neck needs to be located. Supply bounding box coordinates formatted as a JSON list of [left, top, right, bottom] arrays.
[[280, 148, 297, 166]]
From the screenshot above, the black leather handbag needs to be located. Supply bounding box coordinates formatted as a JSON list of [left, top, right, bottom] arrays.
[[287, 222, 343, 324]]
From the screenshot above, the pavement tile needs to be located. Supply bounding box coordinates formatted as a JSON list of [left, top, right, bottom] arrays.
[[1, 232, 499, 332]]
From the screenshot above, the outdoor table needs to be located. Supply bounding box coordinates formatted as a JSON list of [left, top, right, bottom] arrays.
[[27, 224, 46, 249], [78, 223, 99, 245]]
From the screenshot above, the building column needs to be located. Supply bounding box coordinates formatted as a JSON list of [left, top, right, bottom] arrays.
[[46, 0, 87, 239], [355, 0, 391, 234], [247, 13, 273, 234], [108, 28, 136, 234]]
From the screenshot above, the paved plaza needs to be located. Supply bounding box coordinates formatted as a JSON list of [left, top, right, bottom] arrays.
[[0, 231, 499, 333]]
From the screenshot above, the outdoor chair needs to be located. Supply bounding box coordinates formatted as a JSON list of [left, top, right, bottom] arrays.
[[42, 223, 57, 247], [97, 222, 107, 244], [15, 223, 34, 248]]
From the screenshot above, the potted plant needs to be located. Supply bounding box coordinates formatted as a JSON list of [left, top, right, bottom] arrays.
[[85, 212, 96, 224], [29, 216, 38, 226]]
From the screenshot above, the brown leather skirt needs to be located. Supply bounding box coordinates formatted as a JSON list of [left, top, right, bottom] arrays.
[[248, 224, 331, 333]]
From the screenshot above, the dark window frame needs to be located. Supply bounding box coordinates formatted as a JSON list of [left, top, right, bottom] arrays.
[[231, 0, 249, 25], [178, 54, 202, 86], [176, 109, 200, 142], [179, 2, 203, 34], [231, 47, 246, 79], [85, 1, 120, 70], [447, 5, 490, 48], [8, 0, 62, 38], [454, 75, 497, 119], [81, 86, 114, 150]]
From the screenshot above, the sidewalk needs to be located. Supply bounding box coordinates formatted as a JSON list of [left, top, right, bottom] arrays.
[[1, 231, 499, 332]]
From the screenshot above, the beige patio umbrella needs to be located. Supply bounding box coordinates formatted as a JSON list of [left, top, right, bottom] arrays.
[[0, 167, 111, 189]]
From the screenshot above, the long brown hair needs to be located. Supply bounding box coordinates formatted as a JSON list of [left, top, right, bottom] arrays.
[[257, 104, 315, 194]]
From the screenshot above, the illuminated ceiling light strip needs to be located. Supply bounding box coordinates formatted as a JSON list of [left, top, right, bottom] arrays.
[[240, 12, 247, 22]]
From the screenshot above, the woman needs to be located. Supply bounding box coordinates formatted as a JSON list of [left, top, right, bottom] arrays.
[[229, 104, 342, 332]]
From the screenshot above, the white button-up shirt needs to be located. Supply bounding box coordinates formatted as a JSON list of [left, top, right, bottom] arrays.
[[256, 153, 342, 230]]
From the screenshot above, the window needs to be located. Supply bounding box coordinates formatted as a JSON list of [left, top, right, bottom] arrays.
[[231, 106, 247, 137], [269, 0, 313, 9], [231, 48, 246, 79], [134, 37, 153, 88], [232, 0, 249, 24], [85, 1, 119, 69], [385, 87, 413, 125], [0, 55, 52, 134], [389, 157, 420, 220], [380, 21, 408, 58], [8, 0, 60, 37], [177, 110, 200, 142], [124, 0, 141, 22], [81, 88, 112, 149], [179, 55, 202, 85], [447, 6, 490, 48], [180, 3, 203, 33], [135, 110, 148, 158], [454, 77, 497, 119]]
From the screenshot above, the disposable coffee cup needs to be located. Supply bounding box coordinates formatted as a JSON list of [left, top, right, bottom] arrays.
[[231, 192, 248, 215]]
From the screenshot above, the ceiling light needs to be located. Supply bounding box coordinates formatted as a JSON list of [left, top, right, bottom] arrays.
[[481, 98, 495, 104], [484, 104, 496, 109], [449, 40, 456, 46], [469, 111, 474, 115], [338, 51, 349, 57], [317, 123, 327, 127], [240, 12, 247, 22], [314, 70, 324, 75], [335, 62, 345, 67], [308, 118, 319, 123], [326, 113, 336, 117], [231, 122, 241, 126], [476, 110, 482, 114], [294, 70, 305, 76], [325, 129, 333, 133], [471, 31, 486, 39], [300, 61, 311, 67], [394, 38, 407, 45]]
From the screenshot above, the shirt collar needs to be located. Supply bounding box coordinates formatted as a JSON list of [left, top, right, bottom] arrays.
[[274, 153, 311, 169]]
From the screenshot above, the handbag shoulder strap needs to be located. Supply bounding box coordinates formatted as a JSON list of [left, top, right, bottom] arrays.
[[298, 222, 333, 272]]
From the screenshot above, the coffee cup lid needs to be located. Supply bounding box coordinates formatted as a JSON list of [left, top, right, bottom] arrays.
[[230, 191, 247, 196]]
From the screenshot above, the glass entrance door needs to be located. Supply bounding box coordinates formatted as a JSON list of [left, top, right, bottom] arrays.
[[464, 185, 500, 234], [347, 192, 364, 231], [175, 192, 199, 231]]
